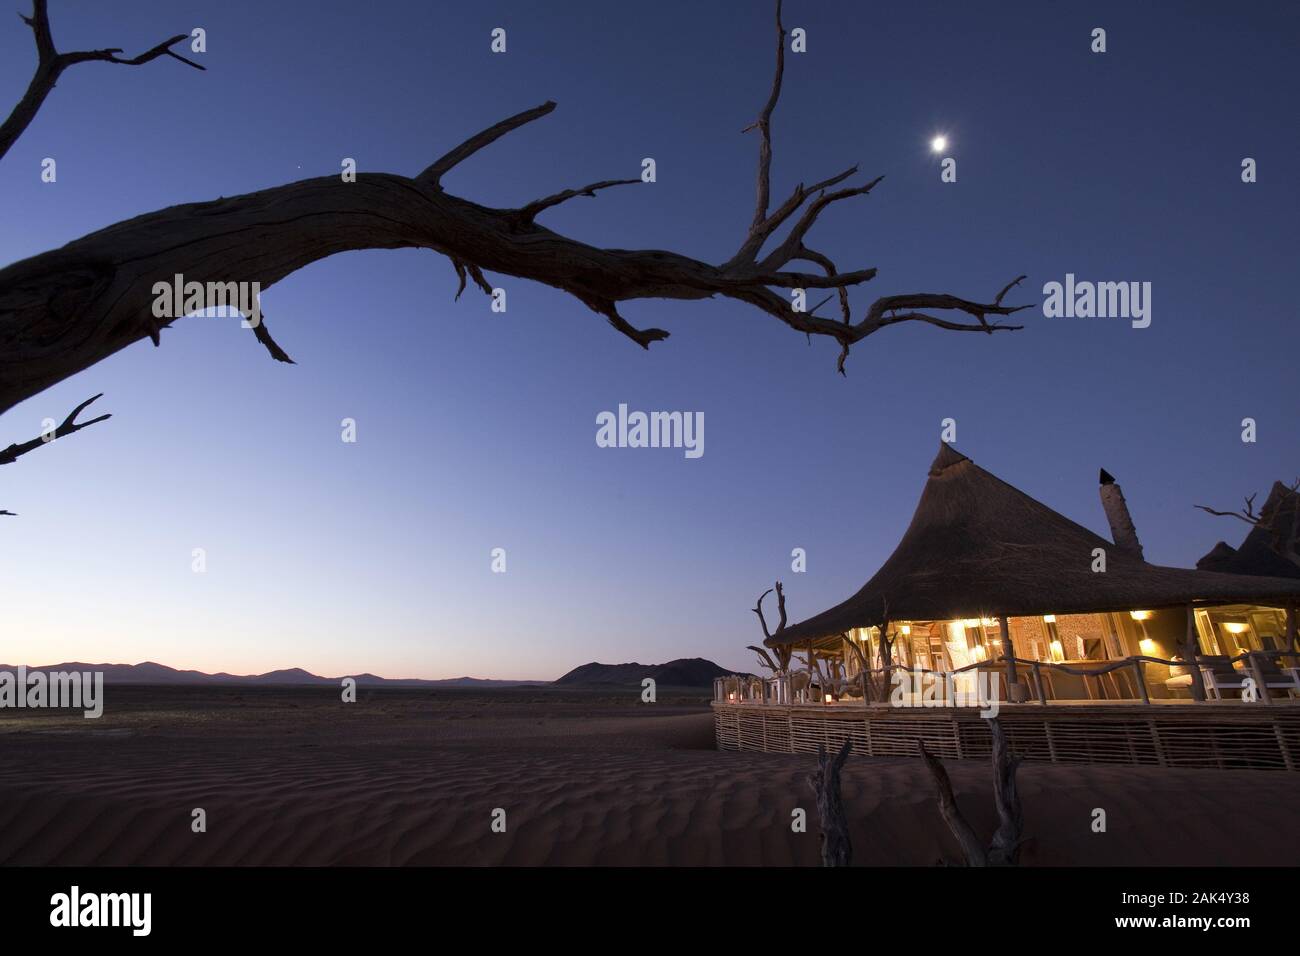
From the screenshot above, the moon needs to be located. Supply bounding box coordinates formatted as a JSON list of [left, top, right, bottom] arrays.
[[930, 135, 948, 153]]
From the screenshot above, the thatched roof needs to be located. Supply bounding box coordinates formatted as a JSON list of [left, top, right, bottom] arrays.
[[1196, 482, 1300, 580], [770, 445, 1300, 646]]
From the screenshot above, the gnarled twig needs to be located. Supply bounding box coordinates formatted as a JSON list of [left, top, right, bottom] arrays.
[[0, 392, 111, 466]]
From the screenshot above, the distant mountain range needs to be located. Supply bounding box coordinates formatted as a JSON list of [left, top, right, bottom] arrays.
[[0, 658, 733, 688], [0, 661, 547, 688], [554, 658, 731, 688]]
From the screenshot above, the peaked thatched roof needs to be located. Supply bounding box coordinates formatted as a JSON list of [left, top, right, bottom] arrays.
[[770, 445, 1300, 646], [1196, 482, 1300, 580]]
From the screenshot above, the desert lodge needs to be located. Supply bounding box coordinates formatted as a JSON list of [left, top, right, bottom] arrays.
[[713, 445, 1300, 770]]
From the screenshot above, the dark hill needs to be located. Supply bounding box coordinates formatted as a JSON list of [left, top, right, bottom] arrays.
[[554, 657, 730, 688], [0, 662, 546, 687]]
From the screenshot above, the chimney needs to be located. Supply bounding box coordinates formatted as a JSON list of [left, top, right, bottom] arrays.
[[1099, 468, 1144, 560]]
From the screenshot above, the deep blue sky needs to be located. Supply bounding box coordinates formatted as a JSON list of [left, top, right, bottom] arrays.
[[2, 1, 1296, 678]]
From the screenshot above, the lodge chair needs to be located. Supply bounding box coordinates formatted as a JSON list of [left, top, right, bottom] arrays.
[[1190, 655, 1294, 697], [1198, 658, 1248, 700], [1164, 660, 1194, 697], [1163, 656, 1241, 699], [1249, 656, 1300, 700]]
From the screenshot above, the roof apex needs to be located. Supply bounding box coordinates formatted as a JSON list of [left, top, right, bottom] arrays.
[[929, 442, 969, 476]]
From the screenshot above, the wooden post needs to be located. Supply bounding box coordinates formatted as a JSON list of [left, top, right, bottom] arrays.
[[1247, 652, 1273, 705], [1000, 616, 1020, 691], [800, 642, 811, 702], [1185, 605, 1207, 702], [878, 619, 894, 701], [1130, 658, 1150, 705], [1031, 662, 1047, 704]]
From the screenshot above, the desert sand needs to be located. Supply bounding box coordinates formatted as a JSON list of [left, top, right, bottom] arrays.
[[0, 685, 1295, 866]]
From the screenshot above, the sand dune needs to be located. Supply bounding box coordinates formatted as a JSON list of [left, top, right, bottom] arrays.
[[1, 686, 1295, 865]]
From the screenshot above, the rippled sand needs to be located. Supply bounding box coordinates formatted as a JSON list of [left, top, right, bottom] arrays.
[[0, 686, 1295, 865]]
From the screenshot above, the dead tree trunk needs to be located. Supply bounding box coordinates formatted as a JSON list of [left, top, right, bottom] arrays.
[[752, 581, 793, 673], [985, 719, 1024, 865], [918, 717, 1024, 866], [807, 738, 853, 866], [843, 635, 872, 702]]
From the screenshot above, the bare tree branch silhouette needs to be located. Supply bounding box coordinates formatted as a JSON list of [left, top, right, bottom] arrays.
[[0, 0, 1026, 512]]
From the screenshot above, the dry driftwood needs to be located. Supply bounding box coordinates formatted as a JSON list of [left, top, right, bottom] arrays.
[[918, 717, 1024, 866], [807, 738, 853, 866], [0, 0, 1026, 510]]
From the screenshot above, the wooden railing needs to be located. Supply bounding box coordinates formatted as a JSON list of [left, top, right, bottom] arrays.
[[714, 649, 1300, 707]]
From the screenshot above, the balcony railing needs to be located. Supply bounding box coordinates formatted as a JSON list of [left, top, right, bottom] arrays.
[[713, 649, 1300, 706]]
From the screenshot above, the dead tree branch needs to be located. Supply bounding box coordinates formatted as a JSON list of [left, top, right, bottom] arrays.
[[245, 310, 295, 365], [0, 0, 1027, 428], [0, 392, 110, 465], [752, 581, 788, 639], [416, 100, 557, 186], [747, 645, 780, 673], [918, 740, 989, 866], [753, 581, 794, 671], [515, 178, 641, 224], [0, 0, 203, 162]]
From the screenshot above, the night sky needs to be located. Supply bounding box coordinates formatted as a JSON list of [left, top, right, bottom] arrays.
[[1, 1, 1296, 678]]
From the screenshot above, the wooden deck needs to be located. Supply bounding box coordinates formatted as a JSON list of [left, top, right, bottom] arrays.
[[712, 700, 1300, 771]]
